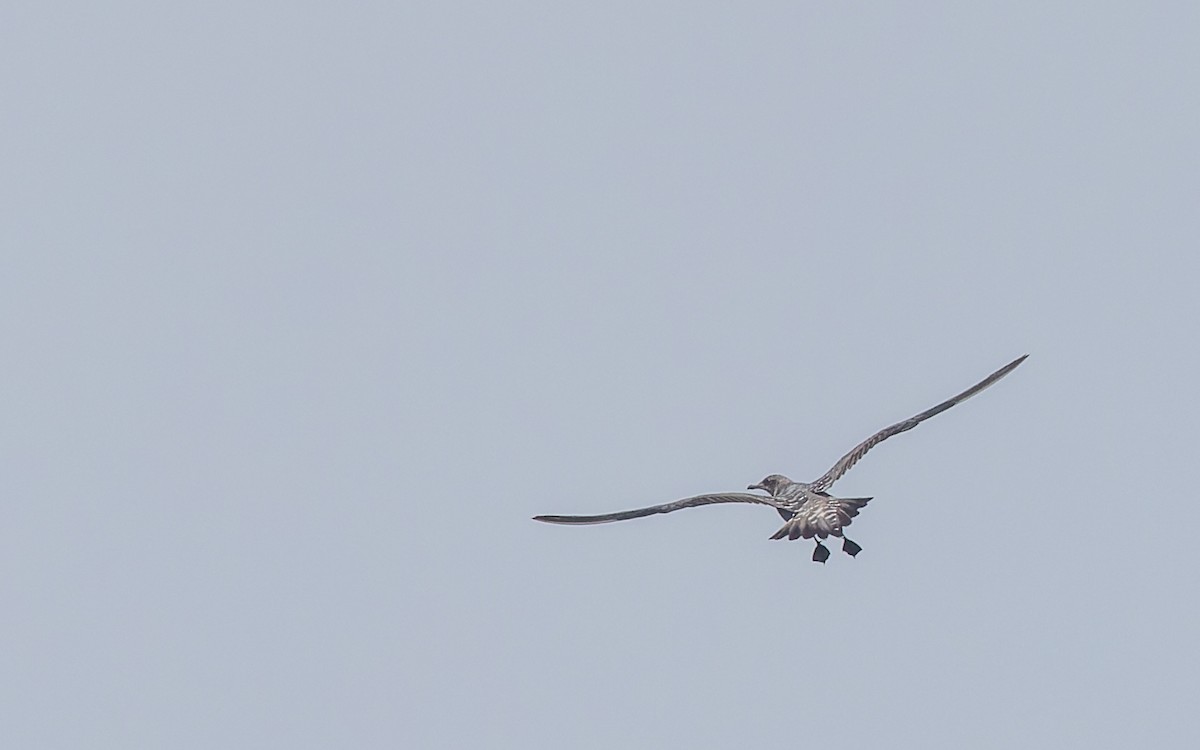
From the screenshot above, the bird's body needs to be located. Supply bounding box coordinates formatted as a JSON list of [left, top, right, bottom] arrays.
[[534, 354, 1027, 562]]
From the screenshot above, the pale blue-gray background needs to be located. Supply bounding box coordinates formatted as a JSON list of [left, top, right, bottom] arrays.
[[3, 2, 1197, 748]]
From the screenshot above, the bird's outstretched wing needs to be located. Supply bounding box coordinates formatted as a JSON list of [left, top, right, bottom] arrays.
[[806, 354, 1028, 492], [533, 492, 787, 525]]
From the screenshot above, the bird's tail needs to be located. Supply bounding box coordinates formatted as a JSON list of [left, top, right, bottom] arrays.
[[769, 497, 872, 540]]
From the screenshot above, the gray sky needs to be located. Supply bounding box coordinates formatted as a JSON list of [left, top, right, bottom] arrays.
[[3, 2, 1198, 748]]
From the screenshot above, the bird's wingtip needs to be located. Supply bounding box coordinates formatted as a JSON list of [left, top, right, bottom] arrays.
[[1003, 353, 1029, 371]]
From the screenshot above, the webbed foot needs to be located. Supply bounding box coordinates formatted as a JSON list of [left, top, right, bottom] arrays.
[[812, 542, 830, 564], [842, 537, 862, 557]]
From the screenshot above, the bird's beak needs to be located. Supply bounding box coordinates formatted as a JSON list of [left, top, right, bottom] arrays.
[[747, 483, 762, 491]]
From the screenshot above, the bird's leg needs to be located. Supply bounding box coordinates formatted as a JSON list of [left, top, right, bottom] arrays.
[[842, 537, 862, 557], [812, 541, 830, 564]]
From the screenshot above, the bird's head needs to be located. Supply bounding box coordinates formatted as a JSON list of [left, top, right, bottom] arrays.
[[748, 474, 791, 494]]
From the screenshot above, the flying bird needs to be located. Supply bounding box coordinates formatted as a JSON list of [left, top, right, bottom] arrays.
[[533, 354, 1027, 563]]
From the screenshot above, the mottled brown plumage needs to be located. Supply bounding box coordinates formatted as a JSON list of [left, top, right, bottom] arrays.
[[535, 355, 1027, 562]]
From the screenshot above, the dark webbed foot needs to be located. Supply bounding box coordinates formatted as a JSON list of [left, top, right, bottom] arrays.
[[842, 538, 862, 557], [812, 542, 830, 564]]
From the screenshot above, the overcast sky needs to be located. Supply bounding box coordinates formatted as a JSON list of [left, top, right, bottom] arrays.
[[3, 2, 1198, 748]]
